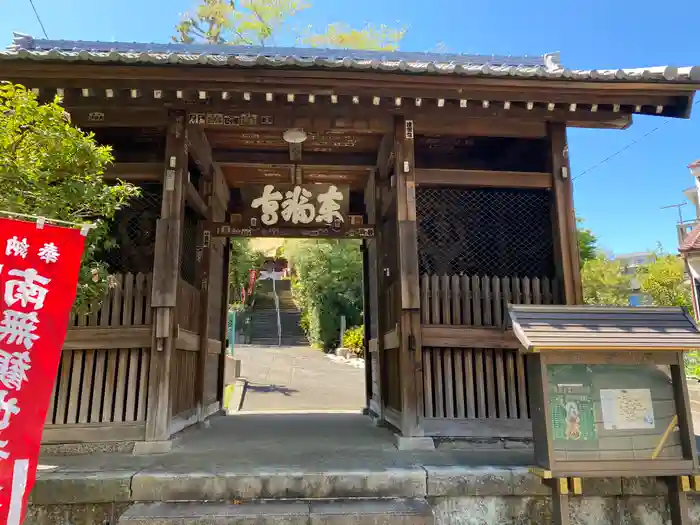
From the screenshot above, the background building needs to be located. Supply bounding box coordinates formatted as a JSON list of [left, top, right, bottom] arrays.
[[613, 252, 654, 305], [679, 160, 700, 317]]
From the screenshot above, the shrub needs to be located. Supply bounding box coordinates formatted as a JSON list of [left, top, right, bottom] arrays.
[[284, 239, 363, 350], [342, 325, 364, 357], [0, 83, 139, 312]]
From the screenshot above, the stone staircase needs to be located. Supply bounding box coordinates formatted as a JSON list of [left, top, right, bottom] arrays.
[[249, 279, 307, 346], [119, 499, 433, 525]]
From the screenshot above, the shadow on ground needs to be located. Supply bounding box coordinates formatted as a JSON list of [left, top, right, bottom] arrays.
[[245, 383, 299, 396]]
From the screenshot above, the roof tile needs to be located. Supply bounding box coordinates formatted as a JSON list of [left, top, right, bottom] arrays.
[[508, 304, 700, 351], [4, 33, 700, 84], [680, 223, 700, 252]]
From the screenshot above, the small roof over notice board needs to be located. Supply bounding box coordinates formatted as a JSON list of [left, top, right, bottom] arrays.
[[507, 305, 700, 352]]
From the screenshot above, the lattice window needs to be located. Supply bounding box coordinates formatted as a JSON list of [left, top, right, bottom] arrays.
[[103, 183, 161, 274], [416, 187, 554, 277]]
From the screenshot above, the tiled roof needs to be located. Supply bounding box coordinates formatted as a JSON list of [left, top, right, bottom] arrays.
[[4, 33, 700, 83], [680, 223, 700, 252], [508, 304, 700, 351]]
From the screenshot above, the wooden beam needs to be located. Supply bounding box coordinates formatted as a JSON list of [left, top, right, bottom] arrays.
[[415, 169, 553, 189], [66, 107, 167, 128], [383, 328, 400, 350], [69, 94, 633, 128], [209, 222, 375, 239], [422, 417, 532, 439], [103, 162, 162, 182], [215, 150, 376, 167], [421, 325, 520, 349], [10, 62, 692, 99], [64, 326, 152, 350], [176, 328, 222, 354], [42, 422, 146, 444], [376, 133, 393, 180], [187, 126, 215, 175], [186, 180, 210, 219]]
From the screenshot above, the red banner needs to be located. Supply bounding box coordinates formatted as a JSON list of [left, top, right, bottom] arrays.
[[247, 269, 257, 296], [0, 218, 86, 525]]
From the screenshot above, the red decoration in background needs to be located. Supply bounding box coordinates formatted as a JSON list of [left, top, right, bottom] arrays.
[[0, 218, 86, 525], [247, 269, 258, 296]]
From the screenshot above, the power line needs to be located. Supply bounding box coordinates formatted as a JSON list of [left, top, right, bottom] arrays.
[[28, 0, 49, 39], [572, 99, 700, 181]]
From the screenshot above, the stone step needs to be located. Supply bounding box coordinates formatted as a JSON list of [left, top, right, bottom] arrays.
[[119, 499, 434, 525]]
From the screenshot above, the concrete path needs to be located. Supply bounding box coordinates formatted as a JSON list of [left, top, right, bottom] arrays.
[[234, 345, 366, 412]]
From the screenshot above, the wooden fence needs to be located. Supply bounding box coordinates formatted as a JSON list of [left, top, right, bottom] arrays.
[[44, 272, 152, 443], [419, 274, 560, 437]]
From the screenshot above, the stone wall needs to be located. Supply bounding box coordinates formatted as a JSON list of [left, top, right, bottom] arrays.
[[25, 467, 700, 525], [429, 470, 697, 525]]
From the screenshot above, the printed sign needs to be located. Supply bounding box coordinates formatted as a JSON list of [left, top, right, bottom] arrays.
[[0, 218, 86, 525], [548, 366, 597, 442], [242, 184, 349, 227], [600, 389, 655, 430]]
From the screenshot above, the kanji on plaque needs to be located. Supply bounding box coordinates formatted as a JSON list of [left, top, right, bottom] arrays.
[[245, 184, 349, 227], [0, 217, 86, 525]]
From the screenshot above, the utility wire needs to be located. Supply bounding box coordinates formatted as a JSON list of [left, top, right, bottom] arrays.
[[28, 0, 49, 39], [573, 99, 700, 181]]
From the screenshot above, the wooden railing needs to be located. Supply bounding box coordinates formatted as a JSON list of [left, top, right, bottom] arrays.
[[44, 272, 153, 443], [419, 274, 560, 438]]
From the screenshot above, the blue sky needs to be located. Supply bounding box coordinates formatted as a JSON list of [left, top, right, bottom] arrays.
[[5, 0, 699, 255]]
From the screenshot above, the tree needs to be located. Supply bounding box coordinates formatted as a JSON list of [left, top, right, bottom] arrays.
[[581, 255, 631, 306], [576, 218, 598, 264], [637, 253, 692, 310], [0, 83, 139, 311], [228, 238, 265, 307], [283, 239, 363, 349], [174, 0, 406, 50]]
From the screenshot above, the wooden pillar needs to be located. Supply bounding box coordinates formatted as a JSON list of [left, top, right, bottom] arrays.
[[364, 168, 382, 416], [195, 174, 213, 422], [146, 109, 187, 441], [361, 240, 372, 409], [548, 122, 583, 305], [218, 237, 231, 403], [394, 116, 423, 436]]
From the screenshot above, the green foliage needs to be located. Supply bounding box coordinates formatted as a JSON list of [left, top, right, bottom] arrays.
[[228, 238, 265, 308], [576, 217, 599, 265], [637, 253, 692, 310], [300, 23, 406, 51], [342, 325, 364, 357], [174, 0, 406, 50], [0, 83, 139, 312], [581, 255, 631, 306], [284, 239, 363, 349]]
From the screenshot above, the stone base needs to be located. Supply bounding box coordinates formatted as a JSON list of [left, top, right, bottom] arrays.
[[132, 440, 172, 455], [40, 441, 135, 456], [394, 435, 436, 451]]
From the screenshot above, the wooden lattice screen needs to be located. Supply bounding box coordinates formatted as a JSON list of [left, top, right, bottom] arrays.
[[416, 187, 560, 437], [416, 187, 555, 277]]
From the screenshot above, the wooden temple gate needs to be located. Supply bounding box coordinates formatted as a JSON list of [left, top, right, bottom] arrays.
[[2, 35, 697, 446]]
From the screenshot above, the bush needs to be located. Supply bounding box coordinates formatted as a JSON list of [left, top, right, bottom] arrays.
[[0, 83, 139, 312], [342, 325, 364, 357], [284, 239, 363, 350]]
